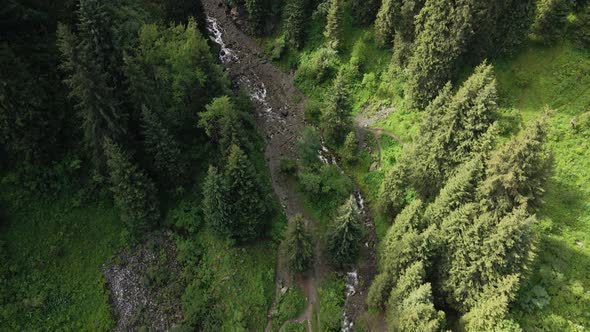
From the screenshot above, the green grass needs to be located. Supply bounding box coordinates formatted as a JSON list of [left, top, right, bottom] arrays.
[[271, 286, 306, 331], [317, 274, 345, 332], [493, 42, 590, 330], [0, 195, 122, 331], [180, 227, 277, 331]]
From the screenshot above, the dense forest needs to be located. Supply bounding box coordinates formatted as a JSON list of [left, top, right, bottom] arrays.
[[1, 0, 589, 331]]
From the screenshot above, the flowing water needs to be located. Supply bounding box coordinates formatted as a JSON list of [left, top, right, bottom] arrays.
[[207, 15, 368, 331]]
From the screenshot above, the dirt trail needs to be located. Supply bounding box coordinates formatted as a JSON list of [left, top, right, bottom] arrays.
[[202, 1, 322, 330]]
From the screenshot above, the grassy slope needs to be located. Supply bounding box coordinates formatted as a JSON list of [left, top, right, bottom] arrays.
[[0, 196, 122, 331], [494, 42, 590, 330], [269, 7, 590, 329]]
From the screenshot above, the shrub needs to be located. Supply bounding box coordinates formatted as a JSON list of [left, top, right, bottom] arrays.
[[294, 48, 339, 84], [280, 159, 298, 175]]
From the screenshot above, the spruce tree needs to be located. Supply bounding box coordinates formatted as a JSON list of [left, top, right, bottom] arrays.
[[386, 260, 426, 316], [284, 214, 315, 273], [245, 0, 264, 35], [341, 131, 359, 164], [405, 0, 474, 110], [395, 283, 446, 332], [478, 117, 551, 214], [104, 138, 160, 236], [350, 0, 381, 26], [203, 165, 230, 236], [438, 204, 535, 312], [327, 196, 363, 267], [390, 0, 426, 67], [322, 72, 352, 145], [141, 106, 186, 187], [224, 144, 267, 241], [324, 0, 344, 49], [459, 274, 522, 331], [199, 96, 250, 155], [531, 0, 574, 43], [374, 0, 400, 48], [58, 23, 126, 165], [284, 0, 307, 49], [297, 126, 322, 168], [381, 62, 498, 207], [422, 156, 483, 226]]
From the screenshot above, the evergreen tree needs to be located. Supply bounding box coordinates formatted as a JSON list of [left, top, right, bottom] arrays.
[[161, 0, 208, 37], [327, 195, 363, 267], [203, 165, 230, 236], [531, 0, 574, 43], [478, 117, 551, 214], [386, 260, 426, 316], [374, 0, 400, 48], [368, 200, 436, 308], [297, 126, 322, 168], [199, 96, 250, 155], [459, 274, 522, 332], [574, 3, 590, 48], [141, 106, 186, 187], [224, 144, 267, 241], [341, 131, 359, 164], [245, 0, 264, 35], [422, 156, 483, 226], [58, 22, 126, 165], [284, 0, 307, 49], [322, 73, 352, 145], [284, 214, 315, 273], [380, 63, 498, 210], [324, 0, 344, 49], [104, 138, 160, 236], [395, 283, 446, 332], [350, 0, 381, 26], [405, 0, 474, 110], [438, 204, 536, 312], [390, 0, 426, 67]]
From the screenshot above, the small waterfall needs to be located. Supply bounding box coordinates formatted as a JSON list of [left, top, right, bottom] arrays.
[[342, 270, 359, 332], [317, 142, 368, 332], [206, 16, 285, 127], [206, 15, 368, 332], [206, 17, 238, 64]]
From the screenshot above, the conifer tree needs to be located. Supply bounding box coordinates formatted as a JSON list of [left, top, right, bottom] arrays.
[[322, 73, 352, 145], [203, 165, 229, 236], [245, 0, 264, 35], [224, 144, 267, 241], [341, 131, 358, 164], [368, 200, 436, 309], [327, 196, 363, 267], [104, 138, 160, 236], [350, 0, 381, 26], [395, 283, 446, 332], [531, 0, 574, 43], [405, 0, 474, 110], [438, 204, 535, 312], [284, 214, 315, 273], [284, 0, 307, 49], [386, 260, 426, 316], [199, 96, 250, 155], [381, 63, 498, 208], [390, 0, 426, 67], [478, 117, 551, 214], [141, 106, 186, 186], [374, 0, 400, 48], [459, 274, 522, 331], [57, 23, 126, 165], [422, 156, 483, 226], [324, 0, 344, 49], [297, 126, 322, 168]]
